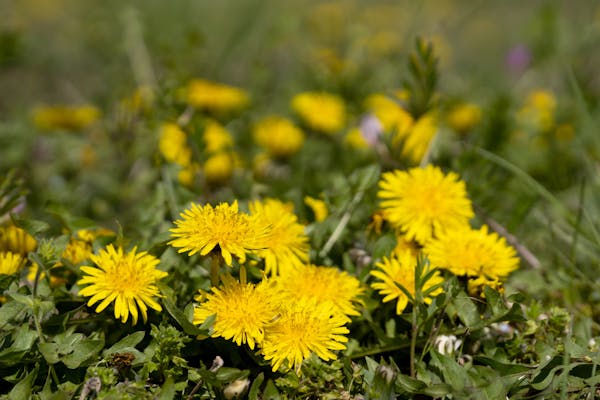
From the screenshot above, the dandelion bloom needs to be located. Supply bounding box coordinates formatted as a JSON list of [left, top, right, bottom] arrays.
[[0, 252, 25, 275], [249, 199, 309, 275], [186, 79, 249, 113], [260, 298, 349, 374], [77, 245, 167, 324], [364, 93, 413, 135], [158, 123, 192, 167], [62, 228, 115, 265], [203, 120, 234, 154], [378, 165, 474, 244], [32, 104, 100, 132], [0, 224, 37, 255], [446, 103, 482, 135], [169, 201, 269, 266], [304, 196, 328, 222], [291, 92, 345, 134], [253, 116, 305, 158], [424, 224, 519, 281], [193, 274, 277, 350], [273, 264, 364, 318], [371, 251, 444, 315], [203, 152, 235, 185], [394, 113, 438, 164]]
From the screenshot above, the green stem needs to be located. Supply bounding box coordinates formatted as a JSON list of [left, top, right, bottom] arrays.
[[410, 306, 418, 378], [210, 254, 221, 287]]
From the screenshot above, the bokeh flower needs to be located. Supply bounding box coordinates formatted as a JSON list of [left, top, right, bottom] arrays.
[[33, 104, 100, 132], [424, 224, 519, 280], [394, 113, 438, 164], [260, 298, 349, 374], [169, 201, 269, 266], [249, 199, 309, 275], [446, 103, 482, 134], [371, 251, 444, 314], [272, 264, 364, 318], [203, 120, 234, 154], [253, 116, 305, 158], [378, 165, 474, 244], [0, 251, 25, 275], [0, 224, 37, 255], [203, 152, 235, 186], [77, 245, 167, 324], [186, 79, 249, 113], [193, 274, 278, 350], [159, 123, 192, 167], [304, 196, 328, 222], [364, 93, 413, 136], [291, 91, 345, 134]]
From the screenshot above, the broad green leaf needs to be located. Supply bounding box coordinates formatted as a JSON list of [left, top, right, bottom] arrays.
[[104, 331, 145, 355], [157, 376, 175, 400], [451, 291, 480, 328], [8, 367, 37, 400], [248, 372, 265, 400], [163, 297, 209, 336], [474, 356, 532, 375], [38, 342, 60, 364], [395, 373, 426, 393], [262, 379, 280, 400], [62, 338, 104, 369], [216, 367, 249, 382], [430, 350, 469, 392]]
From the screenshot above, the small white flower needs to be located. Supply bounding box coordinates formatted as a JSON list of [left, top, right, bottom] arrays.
[[434, 334, 462, 356]]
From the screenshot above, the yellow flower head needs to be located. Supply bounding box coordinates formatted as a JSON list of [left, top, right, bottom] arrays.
[[169, 201, 269, 266], [253, 116, 305, 158], [203, 152, 235, 185], [186, 79, 249, 113], [273, 264, 364, 318], [344, 128, 370, 149], [158, 123, 192, 167], [62, 228, 114, 265], [291, 91, 346, 134], [0, 224, 37, 255], [304, 196, 329, 222], [249, 199, 309, 276], [77, 245, 167, 324], [193, 274, 278, 350], [446, 103, 482, 134], [203, 120, 234, 154], [518, 89, 556, 132], [0, 251, 26, 275], [260, 298, 349, 374], [371, 251, 444, 314], [378, 165, 474, 244], [394, 113, 438, 164], [364, 93, 413, 135], [178, 163, 199, 187], [423, 224, 519, 280], [33, 104, 100, 132]]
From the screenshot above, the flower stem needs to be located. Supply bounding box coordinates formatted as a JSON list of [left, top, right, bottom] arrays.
[[210, 254, 221, 286], [410, 306, 417, 378]]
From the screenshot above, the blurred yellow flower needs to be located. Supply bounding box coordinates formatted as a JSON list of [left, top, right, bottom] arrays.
[[178, 163, 199, 187], [169, 201, 270, 266], [371, 251, 444, 314], [0, 251, 25, 275], [77, 245, 167, 324], [203, 120, 234, 154], [304, 196, 328, 222], [158, 123, 192, 167], [193, 274, 278, 350], [344, 128, 370, 149], [446, 103, 482, 134], [394, 113, 438, 164], [378, 165, 474, 245], [273, 264, 364, 318], [364, 93, 413, 135], [186, 79, 249, 113], [260, 298, 349, 374], [249, 199, 309, 276], [62, 228, 115, 265], [33, 105, 100, 132], [253, 116, 305, 158], [424, 224, 519, 280], [518, 89, 556, 132], [291, 92, 345, 134], [0, 224, 37, 255], [203, 152, 235, 185]]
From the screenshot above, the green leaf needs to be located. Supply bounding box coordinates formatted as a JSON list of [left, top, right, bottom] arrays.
[[352, 164, 381, 192], [8, 367, 37, 400], [11, 216, 50, 237], [215, 367, 248, 382], [430, 350, 469, 392], [483, 286, 507, 316], [262, 379, 280, 400], [62, 338, 104, 369], [451, 291, 480, 328], [38, 342, 60, 364], [104, 331, 145, 355], [163, 297, 209, 336], [474, 356, 532, 375], [157, 376, 175, 400], [248, 372, 264, 400], [395, 373, 426, 393]]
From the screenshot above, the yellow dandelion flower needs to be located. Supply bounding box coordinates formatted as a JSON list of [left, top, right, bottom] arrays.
[[169, 201, 269, 266], [344, 128, 370, 149], [260, 298, 349, 374], [186, 79, 249, 113], [0, 251, 25, 275], [467, 276, 504, 297], [273, 264, 364, 318], [392, 233, 419, 258], [62, 228, 114, 265], [518, 89, 556, 132], [193, 274, 278, 350], [203, 152, 235, 185], [0, 224, 37, 255], [364, 93, 413, 135], [77, 245, 166, 324], [158, 123, 192, 167], [378, 165, 474, 244], [33, 104, 100, 132], [291, 91, 345, 134], [253, 116, 305, 158], [203, 120, 234, 154], [304, 196, 328, 222], [371, 251, 444, 314], [249, 199, 309, 275], [394, 113, 438, 164], [423, 224, 519, 280], [447, 103, 482, 134]]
